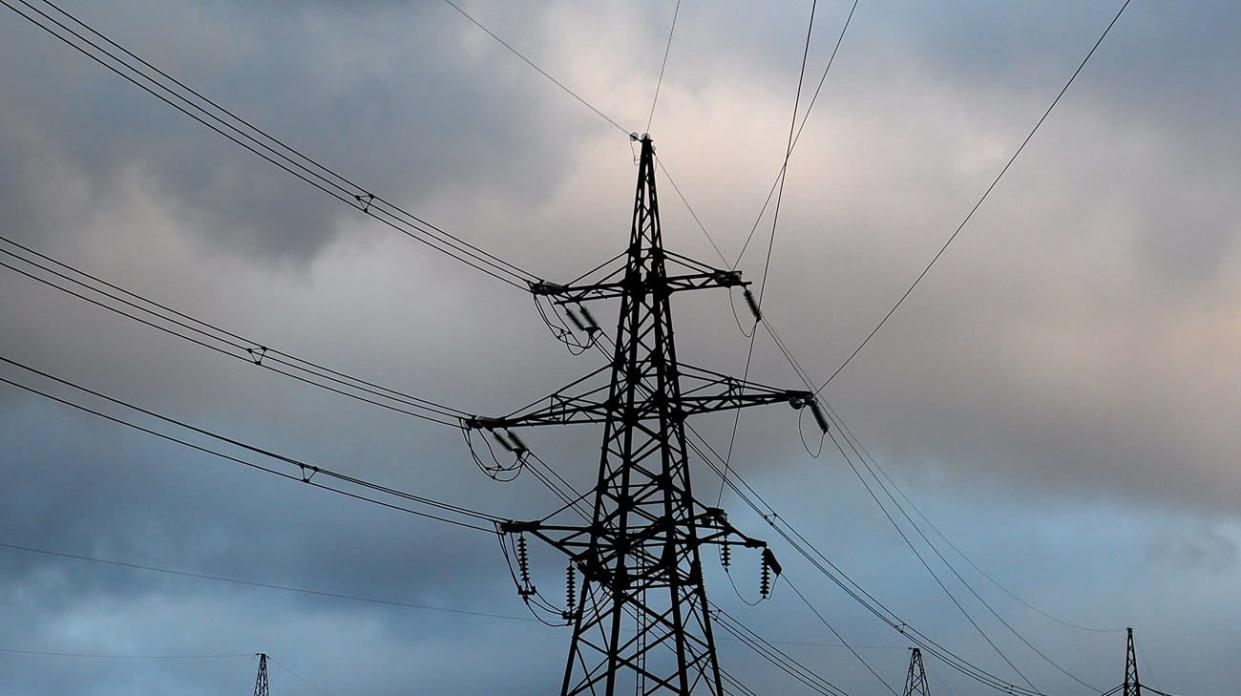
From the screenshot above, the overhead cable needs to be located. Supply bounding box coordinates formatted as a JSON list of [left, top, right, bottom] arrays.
[[646, 0, 682, 133], [2, 0, 539, 289], [0, 235, 466, 425], [439, 0, 630, 136], [716, 0, 820, 506], [732, 0, 860, 269], [0, 354, 504, 532], [815, 0, 1133, 392]]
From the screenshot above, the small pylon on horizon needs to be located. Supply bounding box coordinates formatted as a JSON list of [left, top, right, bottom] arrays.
[[903, 647, 931, 696], [253, 652, 270, 696], [1123, 628, 1142, 696]]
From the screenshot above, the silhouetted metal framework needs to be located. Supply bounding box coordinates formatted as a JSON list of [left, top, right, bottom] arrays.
[[903, 648, 931, 696], [468, 135, 816, 694], [1123, 628, 1141, 696], [253, 653, 270, 696]]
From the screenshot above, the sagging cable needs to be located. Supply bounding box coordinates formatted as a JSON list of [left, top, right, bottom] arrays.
[[460, 424, 528, 483]]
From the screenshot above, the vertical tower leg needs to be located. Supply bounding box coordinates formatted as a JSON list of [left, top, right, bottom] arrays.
[[557, 136, 723, 695]]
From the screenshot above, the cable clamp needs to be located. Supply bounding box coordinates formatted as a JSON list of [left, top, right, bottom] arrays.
[[355, 193, 375, 212]]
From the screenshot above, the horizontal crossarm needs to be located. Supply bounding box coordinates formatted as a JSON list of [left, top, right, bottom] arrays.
[[464, 372, 812, 430], [531, 269, 746, 304], [501, 504, 773, 586]]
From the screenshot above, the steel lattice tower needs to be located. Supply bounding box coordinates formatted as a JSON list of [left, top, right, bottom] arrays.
[[253, 653, 270, 696], [468, 135, 820, 694], [1123, 628, 1141, 696], [902, 648, 931, 696]]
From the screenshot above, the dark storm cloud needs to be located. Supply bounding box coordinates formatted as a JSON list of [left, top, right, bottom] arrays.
[[0, 0, 590, 264]]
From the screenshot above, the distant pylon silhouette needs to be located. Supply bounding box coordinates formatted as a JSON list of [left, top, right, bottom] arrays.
[[253, 652, 270, 696], [1123, 628, 1141, 696], [902, 647, 931, 696]]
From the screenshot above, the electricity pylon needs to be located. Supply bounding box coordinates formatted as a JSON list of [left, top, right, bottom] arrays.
[[467, 135, 822, 694], [1123, 628, 1141, 696], [902, 648, 931, 696], [253, 653, 270, 696]]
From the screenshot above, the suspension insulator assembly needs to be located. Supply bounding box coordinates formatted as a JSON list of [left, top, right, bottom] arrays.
[[517, 534, 535, 598], [720, 543, 731, 571], [808, 398, 830, 435], [759, 547, 782, 599], [759, 558, 771, 599], [506, 429, 528, 455], [565, 307, 588, 333], [564, 563, 577, 620], [743, 288, 762, 322], [579, 306, 600, 335], [491, 430, 513, 451]]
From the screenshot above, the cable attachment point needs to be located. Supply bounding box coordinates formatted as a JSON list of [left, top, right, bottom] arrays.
[[790, 392, 830, 435], [531, 294, 599, 355], [246, 346, 268, 365], [354, 193, 375, 212], [298, 464, 319, 483]]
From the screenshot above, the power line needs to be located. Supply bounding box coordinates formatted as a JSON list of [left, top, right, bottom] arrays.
[[653, 156, 729, 264], [732, 0, 860, 270], [714, 609, 849, 696], [758, 291, 1124, 657], [1, 646, 331, 696], [0, 648, 250, 660], [0, 540, 533, 623], [702, 2, 1138, 666], [1132, 636, 1164, 693], [787, 358, 1106, 693], [0, 354, 504, 533], [0, 535, 887, 663], [684, 425, 1049, 696], [0, 332, 869, 689], [1, 285, 1038, 696], [1, 0, 539, 289], [750, 319, 1088, 693], [823, 417, 1102, 693], [827, 399, 1126, 636], [0, 232, 622, 543], [0, 234, 665, 589], [646, 0, 682, 133], [780, 576, 899, 696], [265, 655, 334, 696], [439, 0, 630, 136], [0, 234, 467, 426], [717, 0, 819, 505], [814, 0, 1133, 392], [744, 267, 1113, 689]]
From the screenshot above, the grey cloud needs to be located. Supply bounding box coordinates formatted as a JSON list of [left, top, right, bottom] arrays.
[[2, 1, 1239, 694]]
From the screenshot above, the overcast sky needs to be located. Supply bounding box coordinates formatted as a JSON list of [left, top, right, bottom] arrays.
[[1, 1, 1238, 694]]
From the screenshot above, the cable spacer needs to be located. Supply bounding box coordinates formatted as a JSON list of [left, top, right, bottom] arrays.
[[246, 346, 267, 365]]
